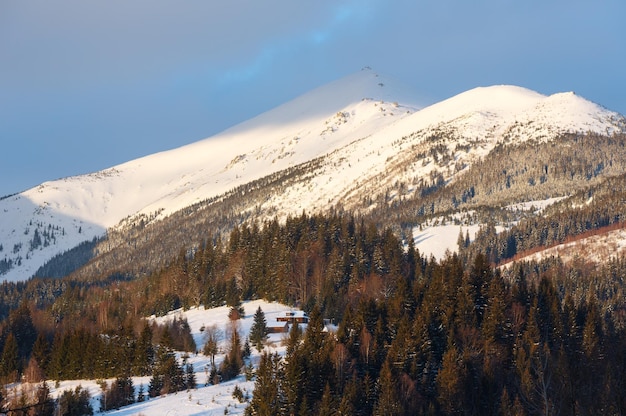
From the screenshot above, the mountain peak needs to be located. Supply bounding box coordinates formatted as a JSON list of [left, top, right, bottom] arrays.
[[1, 75, 624, 282], [216, 68, 423, 137]]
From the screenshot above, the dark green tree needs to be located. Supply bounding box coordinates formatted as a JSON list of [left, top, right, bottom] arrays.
[[101, 375, 135, 411], [34, 381, 56, 416], [249, 306, 268, 352], [58, 385, 93, 416], [8, 302, 37, 364], [149, 347, 184, 397], [0, 332, 19, 379], [373, 360, 402, 416], [317, 383, 336, 416], [221, 323, 243, 381], [247, 351, 284, 416], [184, 359, 196, 390], [226, 278, 244, 320], [133, 322, 154, 376], [31, 333, 51, 377]]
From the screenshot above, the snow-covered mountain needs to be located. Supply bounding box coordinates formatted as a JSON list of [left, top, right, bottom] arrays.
[[1, 69, 625, 282]]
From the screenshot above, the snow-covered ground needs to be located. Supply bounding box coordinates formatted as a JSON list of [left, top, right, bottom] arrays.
[[13, 300, 302, 415], [412, 197, 566, 260], [505, 196, 566, 213], [413, 224, 480, 260], [502, 228, 626, 267]]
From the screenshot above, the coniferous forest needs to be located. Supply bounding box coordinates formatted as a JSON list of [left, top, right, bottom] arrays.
[[1, 212, 626, 414]]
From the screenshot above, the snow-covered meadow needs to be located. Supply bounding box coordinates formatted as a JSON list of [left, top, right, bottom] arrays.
[[28, 300, 302, 415]]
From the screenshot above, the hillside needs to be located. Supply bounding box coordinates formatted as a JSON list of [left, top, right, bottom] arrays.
[[8, 300, 301, 416], [1, 70, 625, 282]]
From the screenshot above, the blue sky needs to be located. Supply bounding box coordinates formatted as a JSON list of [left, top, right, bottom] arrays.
[[1, 0, 625, 197]]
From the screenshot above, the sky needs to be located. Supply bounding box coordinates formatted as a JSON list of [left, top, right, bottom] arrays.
[[1, 0, 625, 197]]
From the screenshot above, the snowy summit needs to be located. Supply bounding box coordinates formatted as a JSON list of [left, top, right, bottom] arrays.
[[1, 69, 624, 282]]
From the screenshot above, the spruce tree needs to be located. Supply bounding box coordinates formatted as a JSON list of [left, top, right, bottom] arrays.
[[0, 332, 19, 379], [317, 383, 336, 416], [248, 352, 284, 416], [149, 346, 184, 397], [301, 305, 332, 410], [437, 344, 465, 415], [101, 375, 135, 411], [137, 384, 145, 402], [34, 381, 55, 416], [32, 333, 51, 377], [133, 322, 154, 376], [185, 361, 196, 390], [8, 302, 37, 364], [58, 385, 93, 416], [373, 361, 402, 416], [249, 306, 268, 352], [220, 322, 243, 381], [226, 278, 244, 320]]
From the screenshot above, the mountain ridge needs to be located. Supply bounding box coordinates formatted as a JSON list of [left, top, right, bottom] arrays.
[[1, 70, 625, 282]]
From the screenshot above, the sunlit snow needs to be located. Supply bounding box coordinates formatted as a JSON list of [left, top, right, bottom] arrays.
[[1, 69, 624, 281]]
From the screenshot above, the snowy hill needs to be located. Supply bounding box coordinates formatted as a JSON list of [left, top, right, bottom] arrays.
[[1, 69, 625, 282], [38, 300, 301, 415]]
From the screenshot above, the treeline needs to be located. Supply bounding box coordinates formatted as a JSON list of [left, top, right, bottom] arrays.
[[50, 151, 331, 284], [248, 253, 626, 415], [0, 302, 195, 381], [33, 238, 100, 279], [462, 173, 626, 265], [410, 133, 626, 218], [365, 132, 626, 236]]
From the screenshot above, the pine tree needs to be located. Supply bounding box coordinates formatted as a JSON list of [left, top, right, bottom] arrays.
[[32, 333, 51, 377], [149, 346, 184, 397], [220, 322, 243, 381], [101, 375, 135, 411], [284, 332, 306, 415], [243, 338, 252, 359], [0, 332, 19, 379], [468, 252, 492, 327], [185, 362, 196, 390], [133, 322, 154, 376], [250, 306, 268, 352], [457, 228, 466, 252], [286, 321, 302, 357], [8, 302, 37, 364], [34, 381, 55, 416], [58, 385, 93, 416], [337, 377, 357, 415], [437, 344, 465, 414], [373, 360, 402, 416], [301, 305, 332, 410], [137, 383, 145, 402], [248, 352, 284, 416], [317, 383, 336, 416], [226, 278, 244, 320]]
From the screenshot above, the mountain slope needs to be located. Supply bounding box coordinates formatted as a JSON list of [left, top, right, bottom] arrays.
[[1, 70, 625, 282], [0, 69, 419, 281]]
